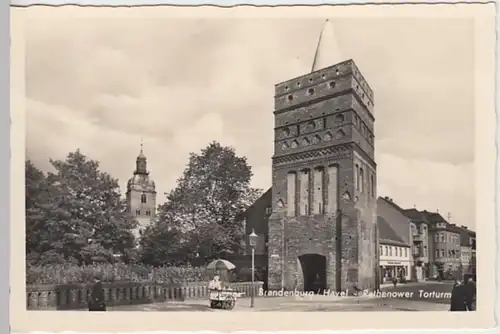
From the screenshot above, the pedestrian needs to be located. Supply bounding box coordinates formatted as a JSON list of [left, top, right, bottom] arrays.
[[449, 280, 467, 311], [208, 275, 222, 291], [88, 273, 106, 311], [392, 276, 397, 288], [463, 276, 476, 311]]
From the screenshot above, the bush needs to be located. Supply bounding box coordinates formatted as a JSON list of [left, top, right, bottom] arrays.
[[26, 262, 268, 285], [26, 263, 208, 285]]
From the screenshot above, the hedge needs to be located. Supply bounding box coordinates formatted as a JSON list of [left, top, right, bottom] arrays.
[[26, 263, 268, 285]]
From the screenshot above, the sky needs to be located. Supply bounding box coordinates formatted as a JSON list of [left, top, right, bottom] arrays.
[[25, 17, 475, 229]]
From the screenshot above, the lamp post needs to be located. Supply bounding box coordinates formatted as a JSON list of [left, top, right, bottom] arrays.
[[249, 229, 258, 308]]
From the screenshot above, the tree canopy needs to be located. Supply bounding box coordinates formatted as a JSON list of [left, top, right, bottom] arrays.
[[25, 150, 138, 265], [139, 141, 262, 265]]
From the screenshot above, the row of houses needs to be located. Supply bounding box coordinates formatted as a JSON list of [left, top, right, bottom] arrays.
[[241, 190, 476, 284], [377, 196, 476, 282]]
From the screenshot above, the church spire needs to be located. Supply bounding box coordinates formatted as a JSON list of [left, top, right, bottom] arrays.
[[135, 138, 148, 175], [138, 136, 145, 158], [311, 19, 343, 72]]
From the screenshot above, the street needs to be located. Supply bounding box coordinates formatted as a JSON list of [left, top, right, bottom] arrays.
[[109, 281, 453, 312]]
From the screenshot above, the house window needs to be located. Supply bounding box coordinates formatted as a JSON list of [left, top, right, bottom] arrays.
[[141, 193, 147, 204], [379, 246, 382, 255], [435, 234, 439, 242], [440, 249, 445, 257], [389, 247, 392, 256], [436, 250, 439, 258], [146, 209, 151, 216], [384, 246, 388, 256], [136, 209, 140, 216], [265, 206, 272, 215], [440, 234, 444, 242]]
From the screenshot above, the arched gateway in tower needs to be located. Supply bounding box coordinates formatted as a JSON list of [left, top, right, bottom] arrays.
[[267, 20, 378, 292]]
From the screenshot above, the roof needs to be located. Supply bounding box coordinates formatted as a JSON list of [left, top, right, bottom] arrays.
[[453, 225, 476, 246], [382, 197, 406, 213], [377, 216, 409, 246], [420, 210, 446, 224], [311, 19, 343, 72], [402, 208, 423, 221], [377, 197, 411, 245], [238, 187, 272, 220], [380, 238, 411, 248]]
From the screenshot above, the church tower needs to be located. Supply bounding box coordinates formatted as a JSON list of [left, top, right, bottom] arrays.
[[267, 19, 378, 292], [126, 142, 157, 236]]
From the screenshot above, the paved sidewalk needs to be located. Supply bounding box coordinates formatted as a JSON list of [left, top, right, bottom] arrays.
[[380, 280, 446, 289], [109, 292, 449, 312]]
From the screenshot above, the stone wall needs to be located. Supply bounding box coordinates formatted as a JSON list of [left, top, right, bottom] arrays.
[[26, 281, 263, 310]]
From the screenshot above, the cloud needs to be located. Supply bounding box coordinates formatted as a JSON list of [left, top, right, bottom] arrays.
[[25, 17, 475, 228]]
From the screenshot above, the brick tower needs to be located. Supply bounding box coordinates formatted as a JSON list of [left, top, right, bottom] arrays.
[[126, 142, 157, 236], [267, 20, 378, 293]]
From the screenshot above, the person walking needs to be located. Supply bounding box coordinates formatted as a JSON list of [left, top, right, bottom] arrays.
[[88, 274, 106, 311], [392, 276, 398, 288], [463, 276, 476, 311], [449, 280, 467, 311]]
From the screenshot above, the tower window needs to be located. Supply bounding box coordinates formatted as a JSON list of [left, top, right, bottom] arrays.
[[370, 174, 375, 198], [359, 168, 364, 193], [354, 164, 359, 191], [334, 114, 344, 124], [136, 209, 140, 216], [141, 193, 147, 204]]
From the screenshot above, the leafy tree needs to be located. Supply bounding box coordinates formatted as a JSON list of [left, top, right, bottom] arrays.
[[26, 150, 138, 265], [138, 205, 186, 266], [25, 160, 53, 262], [141, 141, 262, 263]]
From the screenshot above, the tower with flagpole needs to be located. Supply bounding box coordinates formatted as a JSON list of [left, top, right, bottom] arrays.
[[267, 19, 378, 292]]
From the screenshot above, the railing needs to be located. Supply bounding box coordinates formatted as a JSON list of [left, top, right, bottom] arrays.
[[26, 281, 263, 310]]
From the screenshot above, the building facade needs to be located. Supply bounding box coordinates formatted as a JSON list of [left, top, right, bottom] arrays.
[[242, 188, 272, 256], [377, 197, 412, 282], [126, 145, 157, 236], [458, 225, 476, 277], [379, 241, 412, 282], [423, 212, 461, 279], [402, 208, 430, 281]]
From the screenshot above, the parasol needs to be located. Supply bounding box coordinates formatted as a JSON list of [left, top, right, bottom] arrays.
[[206, 259, 236, 271]]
